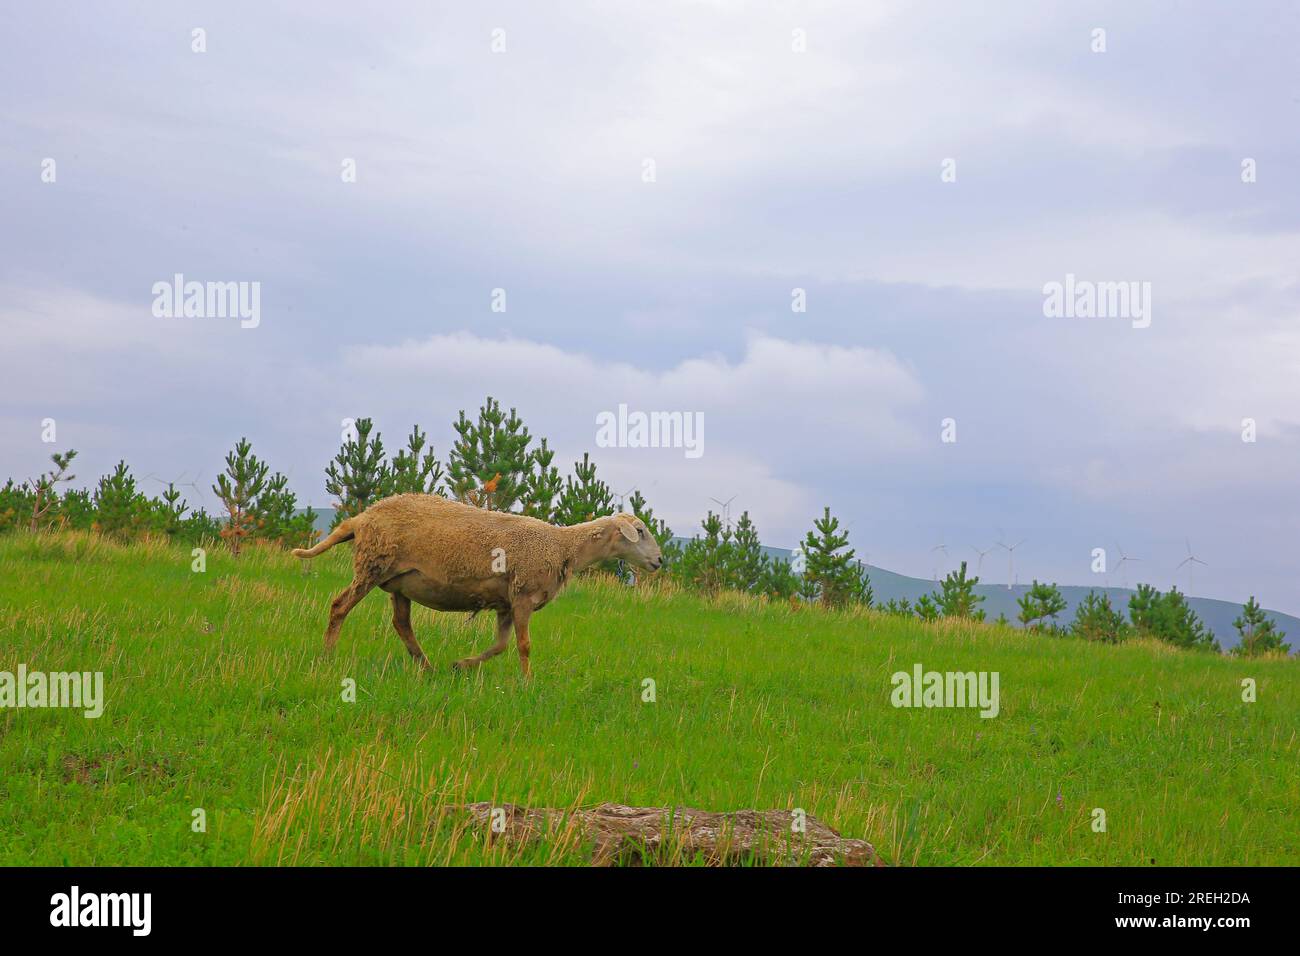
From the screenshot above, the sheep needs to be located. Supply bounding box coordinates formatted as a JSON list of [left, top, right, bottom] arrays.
[[292, 493, 663, 677]]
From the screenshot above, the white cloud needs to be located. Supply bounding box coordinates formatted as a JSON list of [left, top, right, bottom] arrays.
[[340, 330, 926, 540]]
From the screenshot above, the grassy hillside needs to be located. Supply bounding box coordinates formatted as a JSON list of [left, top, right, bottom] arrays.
[[0, 532, 1296, 866]]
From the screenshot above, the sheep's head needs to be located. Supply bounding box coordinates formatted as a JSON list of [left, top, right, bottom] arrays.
[[599, 513, 663, 571]]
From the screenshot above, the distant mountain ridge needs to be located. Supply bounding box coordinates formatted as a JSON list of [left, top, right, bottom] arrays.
[[743, 542, 1293, 654], [295, 510, 1291, 651]]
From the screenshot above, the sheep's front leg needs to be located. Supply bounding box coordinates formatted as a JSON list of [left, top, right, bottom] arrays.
[[390, 593, 431, 670], [452, 610, 512, 671], [513, 605, 533, 679]]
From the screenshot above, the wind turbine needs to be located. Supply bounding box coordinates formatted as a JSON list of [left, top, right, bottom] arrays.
[[709, 494, 738, 529], [970, 544, 996, 576], [1114, 542, 1141, 588], [930, 541, 949, 581], [1176, 539, 1207, 594], [142, 470, 211, 510], [613, 485, 637, 513], [996, 536, 1026, 590]]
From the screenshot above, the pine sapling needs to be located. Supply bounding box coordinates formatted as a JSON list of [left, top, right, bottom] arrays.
[[1070, 591, 1127, 643], [159, 482, 190, 537], [801, 507, 859, 608], [324, 418, 391, 525], [555, 452, 613, 526], [26, 449, 77, 532], [522, 438, 564, 522], [1231, 596, 1290, 657], [1017, 580, 1065, 630], [213, 438, 269, 556], [446, 397, 533, 512], [390, 425, 444, 495], [935, 561, 987, 620], [94, 460, 144, 536]]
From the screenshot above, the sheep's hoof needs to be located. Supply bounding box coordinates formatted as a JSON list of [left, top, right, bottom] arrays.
[[451, 659, 472, 672]]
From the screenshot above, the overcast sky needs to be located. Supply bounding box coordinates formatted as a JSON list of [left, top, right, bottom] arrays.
[[3, 1, 1298, 612]]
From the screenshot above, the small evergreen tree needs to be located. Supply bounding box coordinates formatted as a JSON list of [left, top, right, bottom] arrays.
[[801, 507, 859, 608], [554, 452, 613, 526], [1017, 580, 1066, 630], [1127, 583, 1161, 632], [934, 561, 985, 619], [182, 507, 224, 546], [881, 597, 913, 617], [1128, 584, 1218, 652], [157, 482, 190, 538], [96, 461, 145, 536], [521, 438, 564, 522], [796, 568, 820, 603], [324, 418, 391, 525], [250, 471, 304, 543], [26, 449, 78, 532], [1231, 596, 1289, 657], [673, 511, 732, 595], [213, 438, 269, 556], [446, 397, 534, 512], [915, 594, 940, 622], [761, 556, 800, 601], [1161, 587, 1218, 651], [0, 480, 34, 533], [389, 425, 444, 495], [727, 511, 768, 593], [58, 487, 96, 531], [1070, 591, 1127, 643], [851, 559, 875, 607]]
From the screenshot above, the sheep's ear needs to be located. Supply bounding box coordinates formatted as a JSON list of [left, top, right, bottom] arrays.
[[618, 521, 638, 542]]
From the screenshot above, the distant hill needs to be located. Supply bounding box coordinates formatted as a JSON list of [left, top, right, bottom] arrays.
[[741, 542, 1294, 654], [296, 511, 1291, 651]]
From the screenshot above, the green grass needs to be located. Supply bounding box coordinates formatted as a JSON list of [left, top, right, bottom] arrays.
[[0, 531, 1296, 865]]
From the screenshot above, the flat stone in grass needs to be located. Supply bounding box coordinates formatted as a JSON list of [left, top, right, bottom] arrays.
[[462, 802, 882, 867]]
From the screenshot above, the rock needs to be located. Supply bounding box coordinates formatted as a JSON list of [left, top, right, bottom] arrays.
[[461, 802, 882, 867]]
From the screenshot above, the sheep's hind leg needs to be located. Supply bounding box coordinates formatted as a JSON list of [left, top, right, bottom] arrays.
[[452, 610, 512, 671], [513, 604, 533, 680], [323, 580, 374, 654], [390, 593, 430, 670]]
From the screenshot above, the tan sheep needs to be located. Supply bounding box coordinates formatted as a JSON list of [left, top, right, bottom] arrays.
[[292, 493, 663, 678]]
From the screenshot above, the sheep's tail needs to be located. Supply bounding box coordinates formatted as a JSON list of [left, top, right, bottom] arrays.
[[292, 518, 357, 558]]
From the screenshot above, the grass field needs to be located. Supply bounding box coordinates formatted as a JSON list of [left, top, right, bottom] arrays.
[[1, 531, 1296, 866]]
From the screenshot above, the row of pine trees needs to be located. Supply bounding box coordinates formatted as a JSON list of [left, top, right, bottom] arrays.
[[2, 396, 1288, 658]]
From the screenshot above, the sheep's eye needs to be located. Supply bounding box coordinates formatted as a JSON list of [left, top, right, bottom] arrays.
[[637, 527, 645, 539]]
